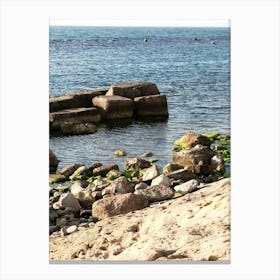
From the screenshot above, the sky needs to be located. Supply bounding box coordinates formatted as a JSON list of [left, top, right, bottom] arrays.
[[49, 19, 230, 27]]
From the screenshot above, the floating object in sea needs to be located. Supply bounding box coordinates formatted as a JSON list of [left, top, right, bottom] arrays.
[[211, 41, 216, 45], [192, 37, 198, 41], [144, 37, 148, 42]]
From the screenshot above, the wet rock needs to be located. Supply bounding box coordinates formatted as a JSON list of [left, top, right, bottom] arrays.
[[106, 169, 122, 180], [60, 122, 97, 136], [105, 81, 160, 100], [151, 174, 170, 187], [135, 184, 174, 203], [92, 193, 149, 220], [135, 182, 148, 191], [174, 179, 199, 194], [58, 164, 81, 177], [69, 166, 92, 180], [134, 95, 169, 118], [49, 95, 80, 113], [92, 95, 133, 120], [172, 144, 217, 175], [92, 164, 119, 177], [49, 174, 67, 184], [58, 192, 81, 212], [173, 131, 211, 150], [113, 149, 126, 157], [162, 163, 184, 175], [142, 164, 160, 181], [49, 149, 59, 173], [125, 157, 151, 171], [141, 152, 153, 157]]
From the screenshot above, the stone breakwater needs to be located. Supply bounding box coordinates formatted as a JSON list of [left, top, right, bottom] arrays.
[[49, 131, 231, 261], [50, 81, 169, 137]]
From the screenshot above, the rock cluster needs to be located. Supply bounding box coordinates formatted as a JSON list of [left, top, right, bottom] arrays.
[[50, 81, 169, 136], [49, 131, 230, 249]]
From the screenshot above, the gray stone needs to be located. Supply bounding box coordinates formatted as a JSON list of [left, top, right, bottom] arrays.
[[104, 176, 134, 194], [105, 81, 160, 99], [134, 95, 169, 118], [66, 225, 78, 234], [151, 174, 170, 187], [134, 184, 174, 203], [174, 179, 199, 194], [142, 164, 160, 181], [92, 95, 133, 120], [71, 183, 96, 209], [92, 193, 149, 220], [58, 192, 81, 212], [92, 164, 119, 177], [135, 182, 148, 191], [49, 149, 59, 173]]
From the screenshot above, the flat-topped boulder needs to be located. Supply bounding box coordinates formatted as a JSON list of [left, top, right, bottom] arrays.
[[50, 107, 100, 136], [134, 94, 169, 118], [105, 81, 160, 99], [49, 95, 80, 113], [92, 95, 133, 120], [66, 87, 109, 108]]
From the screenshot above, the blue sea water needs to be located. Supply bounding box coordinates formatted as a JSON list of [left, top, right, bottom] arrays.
[[49, 26, 230, 170]]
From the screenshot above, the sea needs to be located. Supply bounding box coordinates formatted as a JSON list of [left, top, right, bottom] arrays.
[[49, 26, 230, 170]]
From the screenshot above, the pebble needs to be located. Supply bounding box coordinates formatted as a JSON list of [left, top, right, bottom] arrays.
[[66, 225, 78, 234], [88, 222, 95, 227]]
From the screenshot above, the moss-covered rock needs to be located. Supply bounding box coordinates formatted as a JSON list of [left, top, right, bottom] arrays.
[[49, 174, 67, 184], [174, 131, 211, 150], [113, 149, 126, 157]]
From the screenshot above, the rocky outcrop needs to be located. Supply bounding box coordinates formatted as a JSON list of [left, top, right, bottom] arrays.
[[134, 95, 169, 118], [49, 178, 230, 261], [92, 95, 133, 120], [105, 81, 160, 99]]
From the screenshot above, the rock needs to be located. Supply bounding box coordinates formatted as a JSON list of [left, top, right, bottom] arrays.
[[92, 193, 149, 220], [174, 179, 199, 194], [102, 176, 134, 195], [172, 144, 217, 176], [69, 166, 92, 180], [49, 225, 58, 235], [71, 183, 96, 209], [106, 169, 122, 180], [49, 95, 80, 112], [211, 155, 225, 175], [49, 149, 59, 173], [151, 174, 170, 187], [66, 225, 78, 234], [141, 152, 153, 157], [134, 182, 148, 191], [135, 184, 174, 203], [142, 164, 160, 181], [50, 178, 231, 261], [134, 95, 169, 118], [92, 164, 119, 177], [125, 157, 151, 171], [105, 81, 160, 100], [49, 208, 58, 223], [162, 163, 184, 175], [50, 107, 100, 136], [58, 192, 81, 212], [167, 168, 197, 182], [58, 164, 82, 177], [60, 122, 97, 136], [113, 150, 126, 157], [92, 95, 133, 120], [92, 179, 110, 191], [66, 87, 109, 107], [173, 131, 211, 150], [49, 174, 67, 184]]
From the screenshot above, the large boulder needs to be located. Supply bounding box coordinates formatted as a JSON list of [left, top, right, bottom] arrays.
[[58, 164, 82, 177], [50, 107, 100, 136], [134, 184, 174, 203], [69, 166, 92, 180], [124, 157, 151, 171], [58, 192, 81, 212], [151, 174, 170, 187], [66, 87, 109, 107], [71, 183, 95, 209], [49, 95, 80, 113], [134, 95, 168, 118], [172, 144, 219, 176], [166, 168, 197, 181], [102, 176, 134, 195], [105, 81, 160, 100], [92, 193, 149, 220], [142, 164, 160, 181], [92, 95, 133, 120], [174, 179, 199, 194], [173, 131, 211, 150], [49, 149, 59, 173]]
